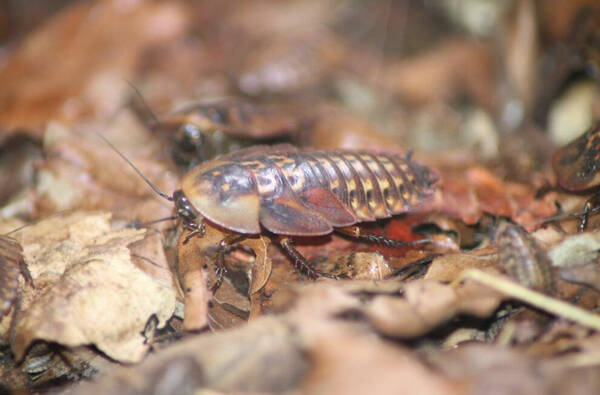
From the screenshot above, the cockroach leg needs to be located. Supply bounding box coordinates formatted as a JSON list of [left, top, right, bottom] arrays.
[[579, 201, 592, 232], [18, 258, 34, 288], [578, 194, 600, 232], [0, 235, 33, 287], [392, 254, 440, 281], [183, 220, 206, 244], [335, 226, 430, 248], [212, 234, 248, 293], [278, 237, 340, 280]]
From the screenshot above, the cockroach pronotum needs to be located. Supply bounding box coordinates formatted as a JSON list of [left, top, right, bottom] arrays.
[[552, 120, 600, 230], [102, 140, 438, 291]]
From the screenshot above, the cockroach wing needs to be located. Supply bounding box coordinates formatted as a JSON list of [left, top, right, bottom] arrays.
[[259, 194, 333, 236], [274, 152, 357, 227], [181, 163, 261, 234], [251, 155, 334, 236], [296, 187, 357, 227]]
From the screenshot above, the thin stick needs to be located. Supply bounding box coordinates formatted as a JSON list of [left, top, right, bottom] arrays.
[[452, 269, 600, 331]]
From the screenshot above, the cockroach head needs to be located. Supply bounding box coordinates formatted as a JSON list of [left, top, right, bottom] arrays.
[[173, 189, 198, 225]]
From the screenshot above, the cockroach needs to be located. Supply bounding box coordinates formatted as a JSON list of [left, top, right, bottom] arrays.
[[129, 91, 307, 169], [103, 140, 438, 291], [162, 100, 307, 168], [495, 222, 555, 294], [552, 120, 600, 230]]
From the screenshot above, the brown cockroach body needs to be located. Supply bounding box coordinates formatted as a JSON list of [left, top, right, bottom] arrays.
[[552, 121, 600, 230], [178, 144, 437, 236], [495, 222, 555, 294], [155, 100, 306, 168], [105, 140, 437, 290], [553, 121, 600, 194]]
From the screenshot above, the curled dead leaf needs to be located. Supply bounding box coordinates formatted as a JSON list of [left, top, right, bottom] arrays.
[[178, 223, 273, 331], [549, 231, 600, 291], [70, 317, 307, 394], [36, 117, 178, 225], [425, 248, 498, 282], [3, 211, 176, 363], [327, 251, 392, 280], [284, 277, 504, 340], [244, 236, 272, 294], [0, 0, 188, 134]]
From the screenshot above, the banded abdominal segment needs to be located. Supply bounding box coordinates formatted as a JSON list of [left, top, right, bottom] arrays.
[[343, 152, 388, 218], [180, 145, 438, 236]]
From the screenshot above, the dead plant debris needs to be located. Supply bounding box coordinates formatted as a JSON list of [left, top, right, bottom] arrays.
[[2, 0, 600, 393]]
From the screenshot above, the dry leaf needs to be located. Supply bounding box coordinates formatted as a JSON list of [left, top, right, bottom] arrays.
[[307, 112, 406, 153], [428, 342, 600, 394], [234, 29, 346, 96], [244, 236, 272, 294], [428, 165, 558, 227], [283, 277, 504, 340], [301, 326, 462, 394], [69, 314, 460, 395], [549, 231, 600, 291], [382, 39, 495, 109], [425, 248, 498, 282], [70, 317, 307, 394], [178, 224, 271, 330], [0, 235, 25, 319], [177, 225, 219, 331], [0, 0, 188, 134], [2, 211, 176, 363], [35, 116, 178, 225]]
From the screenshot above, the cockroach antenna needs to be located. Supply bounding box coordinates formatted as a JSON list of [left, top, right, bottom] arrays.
[[525, 205, 600, 226], [124, 79, 162, 130], [95, 132, 174, 202]]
